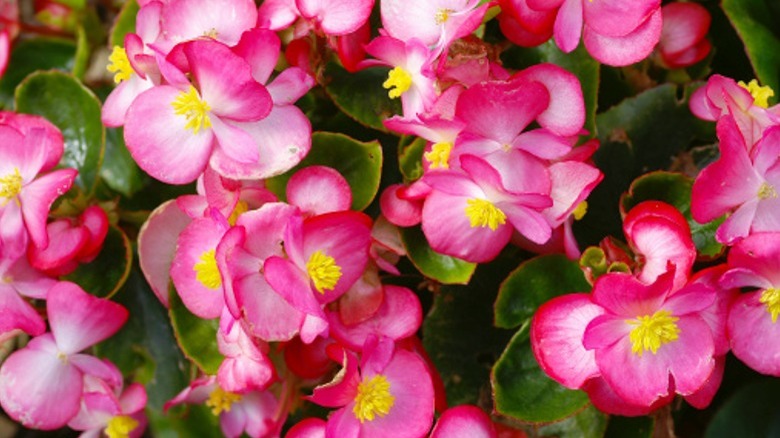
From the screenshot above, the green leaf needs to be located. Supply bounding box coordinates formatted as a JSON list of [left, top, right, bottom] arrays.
[[148, 404, 223, 438], [110, 0, 140, 48], [423, 259, 516, 406], [265, 132, 382, 211], [493, 329, 590, 423], [621, 171, 724, 258], [705, 379, 780, 438], [15, 71, 105, 194], [494, 254, 591, 329], [535, 404, 608, 438], [64, 224, 132, 298], [398, 136, 426, 182], [323, 61, 402, 132], [502, 41, 600, 135], [400, 226, 476, 285], [169, 289, 222, 375], [96, 267, 190, 411], [722, 0, 780, 98], [102, 127, 149, 197], [73, 26, 90, 79], [0, 37, 76, 108]]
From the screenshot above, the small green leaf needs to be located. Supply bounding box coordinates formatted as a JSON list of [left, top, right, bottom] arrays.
[[398, 136, 426, 182], [64, 224, 132, 298], [15, 71, 105, 194], [169, 289, 222, 375], [705, 379, 780, 438], [494, 254, 590, 329], [0, 38, 76, 108], [493, 330, 590, 423], [722, 0, 780, 98], [110, 0, 140, 48], [621, 171, 724, 258], [102, 127, 149, 197], [266, 132, 382, 211], [323, 62, 402, 132], [400, 226, 476, 285]]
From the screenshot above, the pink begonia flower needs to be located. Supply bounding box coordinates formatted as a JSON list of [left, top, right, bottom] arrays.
[[330, 21, 371, 73], [216, 203, 306, 342], [295, 0, 374, 36], [0, 123, 76, 258], [153, 0, 258, 53], [124, 38, 272, 184], [0, 254, 56, 342], [582, 270, 717, 407], [286, 417, 327, 437], [523, 0, 662, 66], [692, 116, 780, 244], [429, 405, 497, 438], [284, 336, 335, 380], [384, 115, 466, 172], [422, 154, 552, 262], [308, 337, 435, 437], [328, 285, 423, 351], [217, 311, 276, 393], [362, 36, 438, 119], [0, 282, 128, 430], [720, 233, 780, 376], [286, 165, 352, 217], [657, 2, 711, 69], [497, 0, 556, 48], [264, 211, 373, 342], [68, 382, 148, 438], [689, 74, 780, 149], [380, 0, 489, 56], [165, 376, 285, 438]]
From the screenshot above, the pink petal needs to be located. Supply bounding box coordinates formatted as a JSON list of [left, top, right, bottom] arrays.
[[430, 405, 496, 438], [582, 377, 668, 416], [232, 28, 281, 85], [161, 0, 257, 47], [582, 8, 662, 67], [0, 284, 46, 338], [210, 116, 260, 165], [296, 0, 373, 35], [20, 168, 78, 249], [287, 166, 352, 216], [728, 291, 780, 376], [553, 0, 583, 53], [583, 0, 660, 38], [286, 418, 327, 438], [512, 64, 585, 136], [266, 67, 315, 104]]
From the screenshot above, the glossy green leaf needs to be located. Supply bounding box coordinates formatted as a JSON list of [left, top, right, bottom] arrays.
[[398, 136, 426, 182], [423, 258, 516, 406], [16, 71, 105, 194], [502, 41, 600, 135], [621, 171, 724, 258], [169, 289, 222, 375], [96, 268, 189, 411], [323, 61, 402, 132], [535, 404, 608, 438], [64, 224, 131, 298], [110, 0, 140, 48], [494, 254, 590, 329], [705, 379, 780, 438], [493, 330, 590, 423], [722, 0, 780, 97], [0, 37, 76, 108], [266, 132, 382, 211], [400, 226, 476, 285], [102, 127, 149, 197]]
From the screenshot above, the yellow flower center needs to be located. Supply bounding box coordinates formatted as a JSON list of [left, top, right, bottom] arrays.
[[435, 8, 454, 24], [306, 250, 342, 294], [107, 46, 133, 84], [353, 375, 395, 423], [760, 288, 780, 323], [228, 200, 249, 226], [205, 387, 242, 416], [194, 249, 221, 290], [105, 415, 139, 438], [172, 86, 212, 134], [383, 66, 412, 99], [758, 182, 777, 200], [626, 310, 680, 356], [464, 198, 506, 231], [424, 142, 452, 169], [0, 168, 22, 206], [203, 28, 218, 39], [738, 79, 775, 108], [573, 201, 588, 221]]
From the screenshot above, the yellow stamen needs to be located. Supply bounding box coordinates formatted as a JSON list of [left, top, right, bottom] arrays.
[[0, 168, 22, 206], [383, 66, 412, 99], [228, 200, 249, 226], [203, 28, 218, 39], [206, 387, 242, 416], [353, 375, 395, 423], [194, 249, 221, 289], [738, 79, 775, 108], [573, 201, 588, 221], [107, 46, 133, 84], [435, 8, 454, 24], [464, 198, 506, 231], [424, 142, 453, 169], [626, 310, 680, 356], [760, 288, 780, 323], [172, 86, 212, 134], [105, 415, 139, 438], [306, 250, 342, 294], [758, 182, 777, 200]]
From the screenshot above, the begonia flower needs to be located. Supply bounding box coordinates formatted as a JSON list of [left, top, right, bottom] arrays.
[[68, 382, 148, 438], [657, 2, 711, 69], [429, 405, 497, 438], [0, 253, 56, 342], [217, 311, 276, 393]]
